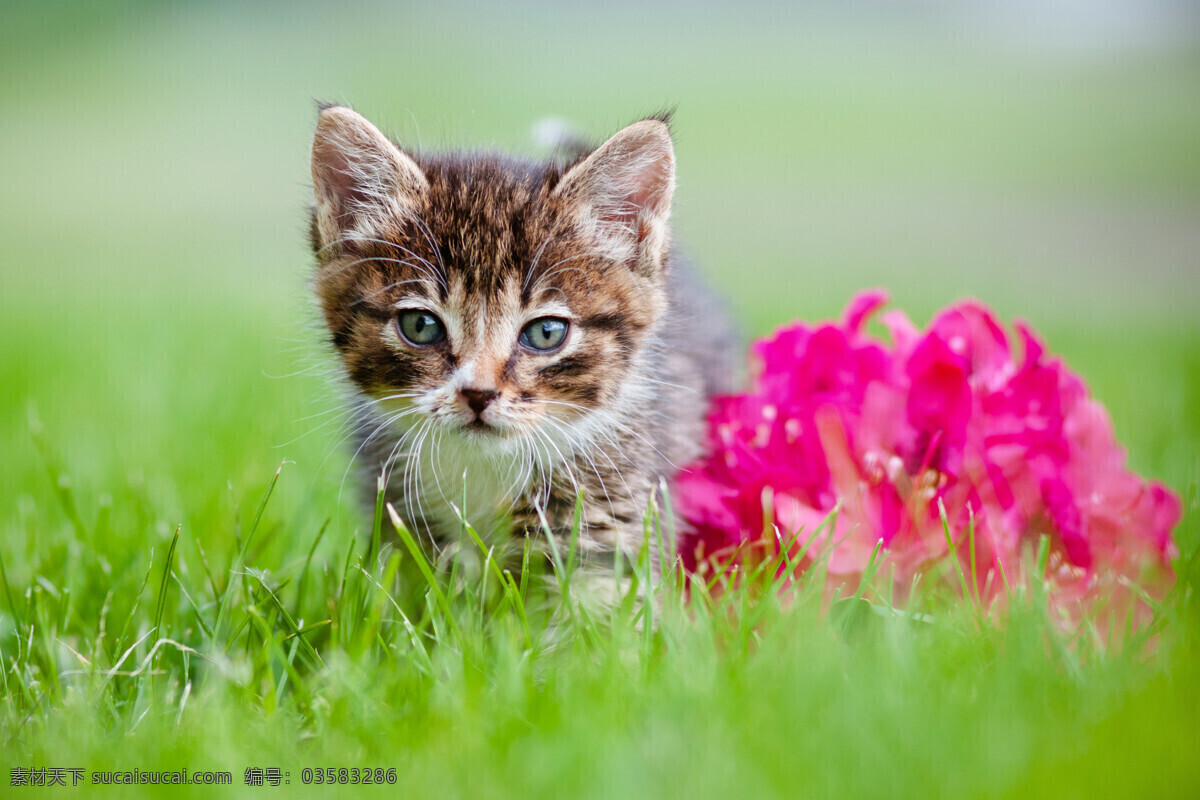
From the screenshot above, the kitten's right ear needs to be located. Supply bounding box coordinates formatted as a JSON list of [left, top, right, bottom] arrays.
[[310, 104, 428, 249], [551, 118, 675, 278]]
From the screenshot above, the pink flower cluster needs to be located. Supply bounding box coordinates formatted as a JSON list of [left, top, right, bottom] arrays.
[[676, 291, 1180, 617]]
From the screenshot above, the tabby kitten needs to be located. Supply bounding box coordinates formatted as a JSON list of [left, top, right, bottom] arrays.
[[309, 104, 735, 579]]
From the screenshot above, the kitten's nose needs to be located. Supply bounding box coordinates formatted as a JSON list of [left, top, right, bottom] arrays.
[[459, 387, 497, 417]]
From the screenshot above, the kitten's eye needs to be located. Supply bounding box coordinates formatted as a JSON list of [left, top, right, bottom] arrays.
[[520, 317, 569, 351], [397, 310, 445, 346]]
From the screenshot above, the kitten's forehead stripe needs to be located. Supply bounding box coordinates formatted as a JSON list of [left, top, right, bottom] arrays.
[[582, 313, 631, 331], [419, 158, 547, 304]]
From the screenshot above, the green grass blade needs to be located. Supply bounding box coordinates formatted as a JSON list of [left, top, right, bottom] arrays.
[[0, 545, 19, 626], [369, 473, 386, 565], [938, 498, 976, 615], [250, 572, 325, 669], [153, 525, 181, 639], [387, 503, 461, 641], [293, 518, 330, 622], [212, 462, 285, 641]]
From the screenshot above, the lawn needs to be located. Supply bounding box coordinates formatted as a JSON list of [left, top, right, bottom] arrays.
[[2, 2, 1198, 797]]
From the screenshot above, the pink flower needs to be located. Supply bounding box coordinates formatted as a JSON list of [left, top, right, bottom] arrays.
[[677, 291, 1180, 627]]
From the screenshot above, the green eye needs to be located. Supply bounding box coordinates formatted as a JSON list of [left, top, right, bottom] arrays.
[[520, 317, 568, 351], [398, 310, 445, 346]]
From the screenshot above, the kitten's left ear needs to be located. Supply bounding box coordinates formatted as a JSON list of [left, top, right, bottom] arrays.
[[310, 104, 428, 249], [552, 119, 675, 277]]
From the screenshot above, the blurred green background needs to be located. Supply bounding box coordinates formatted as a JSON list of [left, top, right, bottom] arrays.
[[2, 1, 1199, 792], [3, 0, 1198, 563]]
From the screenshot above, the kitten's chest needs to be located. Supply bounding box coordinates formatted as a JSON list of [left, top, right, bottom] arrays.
[[402, 437, 528, 544]]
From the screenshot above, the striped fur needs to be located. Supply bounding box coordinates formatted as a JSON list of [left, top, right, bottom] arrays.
[[309, 105, 738, 580]]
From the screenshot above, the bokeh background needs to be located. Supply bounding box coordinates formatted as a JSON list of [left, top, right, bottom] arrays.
[[2, 0, 1198, 576], [3, 2, 1200, 792]]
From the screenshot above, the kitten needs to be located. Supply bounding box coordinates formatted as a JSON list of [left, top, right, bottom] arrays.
[[309, 104, 736, 583]]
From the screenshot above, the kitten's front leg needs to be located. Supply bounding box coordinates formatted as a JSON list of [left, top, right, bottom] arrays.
[[509, 484, 656, 631]]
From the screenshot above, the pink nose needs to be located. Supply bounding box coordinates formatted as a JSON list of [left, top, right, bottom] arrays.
[[460, 388, 497, 416]]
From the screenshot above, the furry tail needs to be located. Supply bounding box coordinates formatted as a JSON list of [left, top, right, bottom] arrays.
[[532, 118, 594, 162]]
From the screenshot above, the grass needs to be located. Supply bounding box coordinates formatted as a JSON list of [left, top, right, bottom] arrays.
[[3, 1, 1200, 797], [2, 437, 1197, 798]]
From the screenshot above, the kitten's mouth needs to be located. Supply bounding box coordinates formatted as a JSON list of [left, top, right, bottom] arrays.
[[460, 418, 506, 437]]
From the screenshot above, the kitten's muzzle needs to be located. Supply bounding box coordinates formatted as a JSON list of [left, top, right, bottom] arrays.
[[459, 387, 498, 417]]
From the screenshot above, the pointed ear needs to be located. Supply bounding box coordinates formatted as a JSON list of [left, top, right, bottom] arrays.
[[310, 104, 428, 249], [552, 119, 675, 276]]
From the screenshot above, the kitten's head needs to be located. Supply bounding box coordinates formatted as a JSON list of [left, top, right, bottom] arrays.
[[309, 105, 675, 453]]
